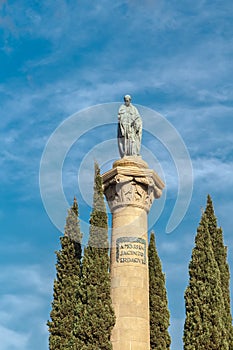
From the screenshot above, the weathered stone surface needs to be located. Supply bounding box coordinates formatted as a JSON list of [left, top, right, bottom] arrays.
[[102, 156, 164, 350], [117, 95, 142, 158], [102, 156, 164, 214]]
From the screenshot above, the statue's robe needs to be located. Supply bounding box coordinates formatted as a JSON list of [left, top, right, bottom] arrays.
[[117, 104, 142, 157]]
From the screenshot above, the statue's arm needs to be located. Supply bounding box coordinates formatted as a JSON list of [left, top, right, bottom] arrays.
[[133, 109, 142, 132], [118, 108, 126, 136]]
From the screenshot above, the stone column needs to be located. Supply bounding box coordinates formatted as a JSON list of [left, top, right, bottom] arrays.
[[102, 156, 164, 350]]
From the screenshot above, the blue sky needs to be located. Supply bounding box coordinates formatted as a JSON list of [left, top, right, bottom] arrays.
[[1, 1, 233, 349]]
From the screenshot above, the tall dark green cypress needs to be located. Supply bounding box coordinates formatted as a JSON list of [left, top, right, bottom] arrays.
[[73, 162, 115, 349], [148, 231, 171, 350], [183, 212, 228, 349], [205, 194, 233, 349], [48, 198, 82, 350]]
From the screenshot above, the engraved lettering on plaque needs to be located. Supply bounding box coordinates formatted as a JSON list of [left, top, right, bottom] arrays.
[[116, 237, 146, 264]]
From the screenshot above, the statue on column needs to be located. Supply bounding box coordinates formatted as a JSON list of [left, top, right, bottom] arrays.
[[117, 95, 142, 158]]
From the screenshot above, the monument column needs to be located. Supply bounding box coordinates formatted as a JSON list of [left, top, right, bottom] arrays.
[[102, 156, 164, 350]]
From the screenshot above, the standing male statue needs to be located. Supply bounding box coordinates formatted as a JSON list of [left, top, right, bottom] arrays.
[[117, 95, 142, 158]]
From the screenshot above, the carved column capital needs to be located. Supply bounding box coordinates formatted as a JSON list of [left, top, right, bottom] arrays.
[[102, 158, 164, 213]]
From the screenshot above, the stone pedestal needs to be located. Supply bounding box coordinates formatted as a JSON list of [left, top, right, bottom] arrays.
[[102, 156, 164, 350]]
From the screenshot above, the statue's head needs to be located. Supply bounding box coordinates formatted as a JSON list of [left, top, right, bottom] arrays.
[[124, 94, 131, 107]]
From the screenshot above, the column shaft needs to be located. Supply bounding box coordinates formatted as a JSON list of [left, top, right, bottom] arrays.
[[110, 206, 149, 350], [102, 157, 164, 350]]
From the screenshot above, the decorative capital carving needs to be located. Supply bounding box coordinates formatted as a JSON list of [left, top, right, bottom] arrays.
[[102, 158, 164, 213]]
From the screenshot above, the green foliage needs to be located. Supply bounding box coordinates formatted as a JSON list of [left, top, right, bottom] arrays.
[[205, 195, 233, 349], [89, 162, 109, 249], [149, 232, 171, 350], [184, 212, 228, 350], [48, 198, 82, 350], [73, 162, 115, 349]]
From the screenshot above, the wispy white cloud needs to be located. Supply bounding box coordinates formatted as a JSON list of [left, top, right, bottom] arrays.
[[0, 325, 29, 350], [0, 294, 43, 324], [0, 264, 53, 296], [192, 158, 233, 200], [1, 2, 233, 350], [0, 264, 52, 350]]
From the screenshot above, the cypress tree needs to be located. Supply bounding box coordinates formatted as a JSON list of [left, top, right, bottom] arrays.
[[183, 212, 228, 349], [205, 194, 233, 348], [73, 162, 115, 349], [149, 231, 171, 350], [48, 197, 82, 350]]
